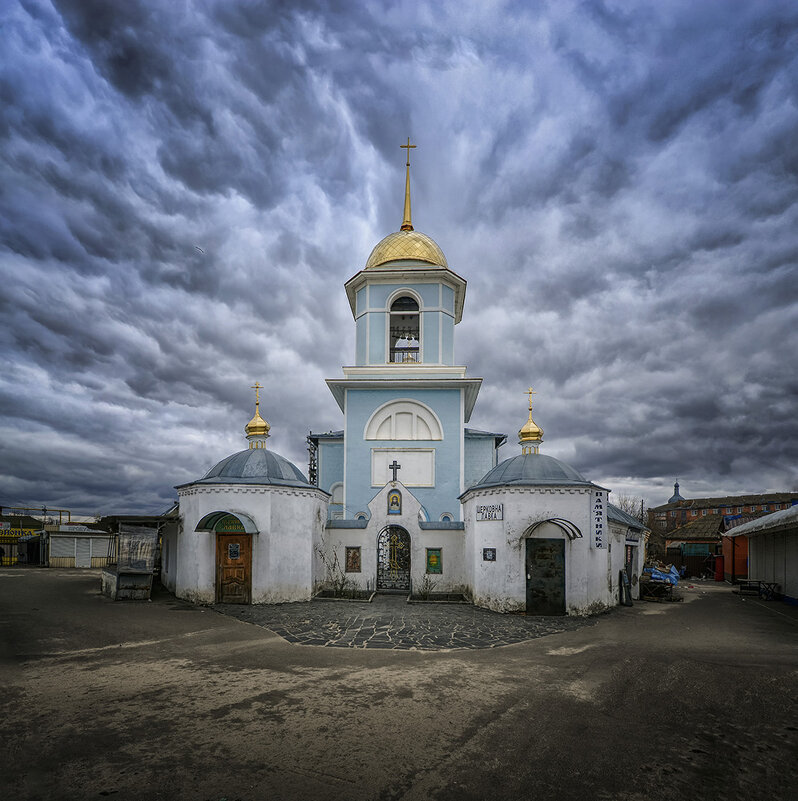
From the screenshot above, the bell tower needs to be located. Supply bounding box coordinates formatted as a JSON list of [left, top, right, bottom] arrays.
[[343, 138, 467, 369], [323, 140, 483, 521]]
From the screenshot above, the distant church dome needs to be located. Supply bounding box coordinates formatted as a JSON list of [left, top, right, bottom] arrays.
[[365, 229, 448, 269], [198, 448, 310, 488], [470, 453, 594, 491], [668, 480, 685, 503]]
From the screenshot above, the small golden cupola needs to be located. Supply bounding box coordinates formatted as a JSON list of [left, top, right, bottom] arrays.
[[518, 387, 543, 455], [245, 382, 271, 449]]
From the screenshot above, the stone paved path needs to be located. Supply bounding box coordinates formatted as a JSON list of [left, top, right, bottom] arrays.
[[213, 593, 596, 650]]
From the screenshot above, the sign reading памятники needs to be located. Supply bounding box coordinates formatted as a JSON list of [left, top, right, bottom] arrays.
[[593, 490, 606, 548], [476, 504, 503, 521]]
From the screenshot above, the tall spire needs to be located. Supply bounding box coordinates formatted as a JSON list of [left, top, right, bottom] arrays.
[[400, 137, 416, 231], [518, 387, 543, 455], [245, 381, 270, 449]]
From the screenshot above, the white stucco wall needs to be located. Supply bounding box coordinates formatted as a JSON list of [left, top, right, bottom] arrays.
[[463, 486, 622, 614], [175, 483, 327, 604]]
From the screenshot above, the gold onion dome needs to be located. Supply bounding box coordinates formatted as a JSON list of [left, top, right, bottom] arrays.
[[244, 382, 270, 447], [519, 414, 543, 442], [519, 387, 543, 454], [245, 408, 270, 437]]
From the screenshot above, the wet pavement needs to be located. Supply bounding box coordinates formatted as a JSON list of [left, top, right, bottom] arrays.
[[212, 592, 594, 649]]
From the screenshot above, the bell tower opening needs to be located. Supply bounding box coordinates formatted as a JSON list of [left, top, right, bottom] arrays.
[[390, 296, 420, 363]]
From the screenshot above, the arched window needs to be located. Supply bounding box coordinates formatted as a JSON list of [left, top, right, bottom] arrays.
[[365, 400, 443, 441], [329, 482, 344, 520], [390, 295, 420, 363]]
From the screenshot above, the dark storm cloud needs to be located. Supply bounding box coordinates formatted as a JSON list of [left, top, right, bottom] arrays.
[[1, 0, 797, 513]]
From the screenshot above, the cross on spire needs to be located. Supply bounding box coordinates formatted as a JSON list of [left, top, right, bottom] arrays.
[[400, 137, 416, 231], [389, 460, 402, 482], [400, 137, 416, 166], [526, 386, 536, 411], [251, 381, 262, 407]]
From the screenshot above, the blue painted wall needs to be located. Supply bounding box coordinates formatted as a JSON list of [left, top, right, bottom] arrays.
[[318, 439, 344, 495], [344, 388, 463, 520], [367, 312, 386, 365], [354, 282, 457, 366], [464, 435, 500, 489]]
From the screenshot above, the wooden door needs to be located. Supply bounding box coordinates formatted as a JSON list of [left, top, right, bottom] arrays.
[[216, 534, 252, 604], [525, 538, 565, 615]]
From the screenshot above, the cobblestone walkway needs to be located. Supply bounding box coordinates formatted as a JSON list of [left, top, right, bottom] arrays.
[[213, 594, 597, 650]]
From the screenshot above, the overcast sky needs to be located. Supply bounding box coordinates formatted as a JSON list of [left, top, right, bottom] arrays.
[[2, 0, 797, 516]]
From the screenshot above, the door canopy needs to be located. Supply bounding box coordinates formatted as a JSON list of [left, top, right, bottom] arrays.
[[526, 518, 583, 541], [195, 511, 258, 534]]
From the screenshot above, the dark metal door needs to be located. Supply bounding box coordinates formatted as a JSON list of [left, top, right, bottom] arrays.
[[216, 534, 252, 604], [525, 538, 565, 615], [377, 526, 411, 591]]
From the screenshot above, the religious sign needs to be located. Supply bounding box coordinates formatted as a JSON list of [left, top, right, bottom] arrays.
[[345, 546, 361, 573], [388, 489, 402, 515], [227, 543, 240, 560], [476, 503, 503, 521], [216, 514, 245, 532], [592, 490, 606, 549], [426, 548, 442, 574], [483, 547, 497, 562], [389, 460, 401, 481]]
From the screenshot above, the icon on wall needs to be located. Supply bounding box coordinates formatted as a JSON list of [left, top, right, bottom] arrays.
[[426, 548, 442, 574], [388, 489, 402, 515], [345, 546, 361, 573]]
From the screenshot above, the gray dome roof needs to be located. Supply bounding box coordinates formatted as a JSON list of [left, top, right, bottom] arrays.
[[465, 453, 599, 494], [181, 448, 311, 489]]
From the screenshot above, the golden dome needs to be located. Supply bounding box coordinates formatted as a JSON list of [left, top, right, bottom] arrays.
[[518, 387, 543, 454], [244, 381, 270, 445], [365, 230, 448, 270], [245, 408, 270, 438], [518, 414, 543, 443]]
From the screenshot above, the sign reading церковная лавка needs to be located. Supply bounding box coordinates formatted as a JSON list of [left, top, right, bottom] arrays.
[[476, 503, 503, 521]]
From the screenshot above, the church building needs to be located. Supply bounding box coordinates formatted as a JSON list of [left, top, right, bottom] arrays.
[[162, 143, 646, 614]]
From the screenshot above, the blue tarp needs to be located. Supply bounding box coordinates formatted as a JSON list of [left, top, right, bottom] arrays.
[[643, 565, 680, 585]]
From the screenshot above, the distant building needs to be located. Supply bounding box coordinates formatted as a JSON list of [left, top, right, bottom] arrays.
[[0, 514, 44, 565], [648, 483, 798, 535]]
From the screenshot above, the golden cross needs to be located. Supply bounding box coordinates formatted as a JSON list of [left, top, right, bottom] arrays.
[[526, 386, 536, 410], [251, 381, 262, 406], [400, 137, 416, 167], [389, 533, 405, 572]]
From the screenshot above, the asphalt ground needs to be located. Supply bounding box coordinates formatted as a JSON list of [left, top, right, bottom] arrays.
[[2, 569, 797, 801]]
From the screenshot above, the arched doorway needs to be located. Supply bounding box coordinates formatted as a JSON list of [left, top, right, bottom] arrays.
[[525, 519, 577, 616], [376, 526, 411, 591], [196, 512, 254, 604]]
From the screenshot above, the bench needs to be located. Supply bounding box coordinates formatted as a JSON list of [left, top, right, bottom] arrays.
[[738, 580, 761, 597], [737, 580, 781, 600]]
